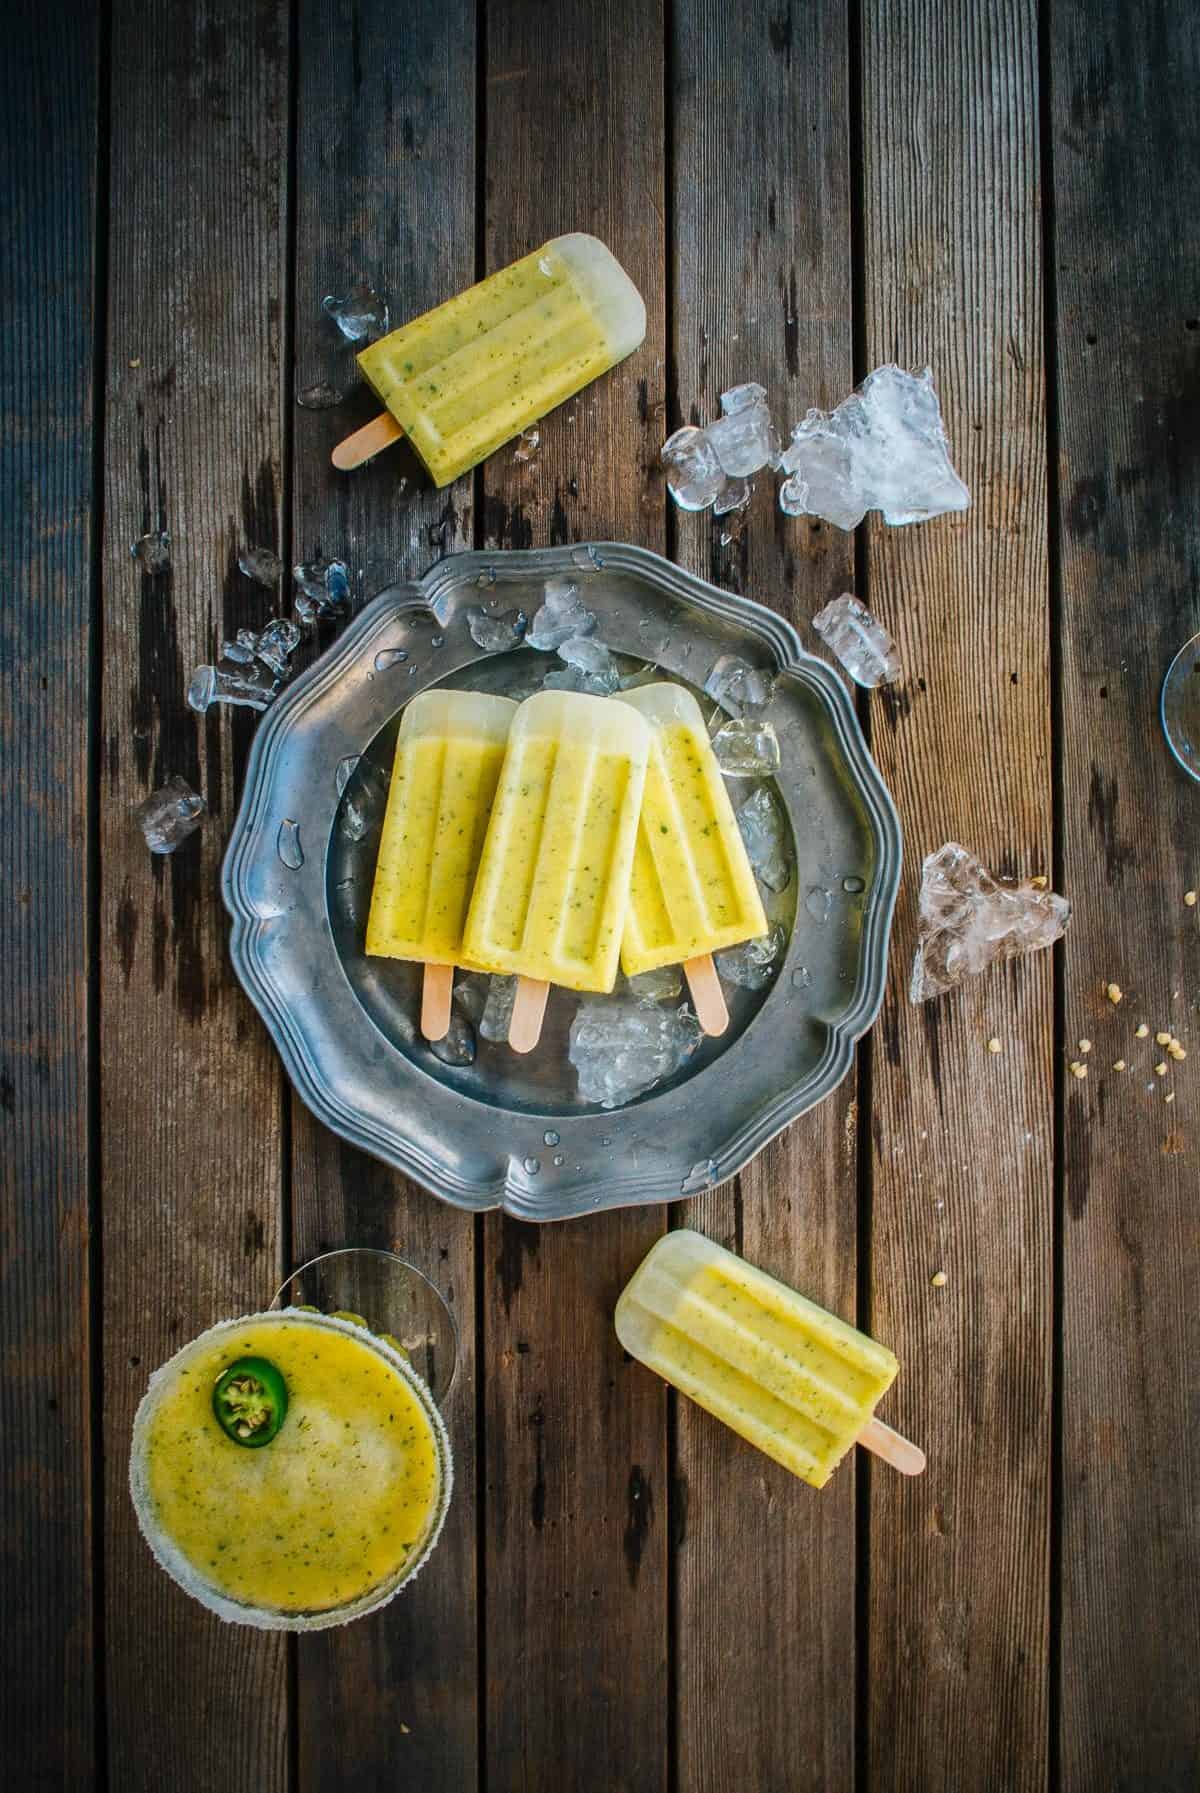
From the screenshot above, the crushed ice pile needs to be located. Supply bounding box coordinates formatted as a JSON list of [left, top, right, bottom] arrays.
[[466, 606, 527, 653], [133, 776, 205, 855], [569, 996, 703, 1108], [661, 383, 781, 515], [910, 842, 1070, 1003], [188, 618, 303, 715], [812, 594, 902, 688], [715, 924, 786, 991], [779, 366, 970, 530]]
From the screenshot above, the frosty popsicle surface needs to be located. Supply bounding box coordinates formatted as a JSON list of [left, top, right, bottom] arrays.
[[366, 692, 517, 1032], [350, 235, 646, 486], [616, 1230, 915, 1488], [616, 683, 768, 978], [462, 691, 651, 997]]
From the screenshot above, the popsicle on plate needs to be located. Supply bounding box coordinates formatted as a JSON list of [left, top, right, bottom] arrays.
[[616, 1230, 925, 1487], [366, 689, 517, 1041], [616, 683, 769, 1036], [333, 234, 646, 482], [462, 690, 651, 1051]]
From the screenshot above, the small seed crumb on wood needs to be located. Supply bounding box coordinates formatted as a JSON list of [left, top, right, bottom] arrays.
[[1030, 874, 1048, 889], [1155, 1062, 1168, 1076], [987, 1036, 1002, 1054], [1069, 1061, 1088, 1079], [1112, 1059, 1127, 1072], [1136, 1024, 1150, 1038], [1168, 1040, 1187, 1060], [1185, 890, 1197, 907], [1106, 982, 1123, 1004], [1165, 1091, 1176, 1104], [1156, 1031, 1172, 1046], [931, 1271, 948, 1287], [1078, 1038, 1092, 1054]]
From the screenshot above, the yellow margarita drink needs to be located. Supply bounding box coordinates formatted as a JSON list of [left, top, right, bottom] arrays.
[[130, 1310, 452, 1629]]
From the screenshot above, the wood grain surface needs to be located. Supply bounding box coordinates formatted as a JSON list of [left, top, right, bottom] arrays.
[[860, 3, 1054, 1789], [478, 5, 670, 1787], [1, 4, 100, 1787], [288, 2, 480, 1787], [99, 4, 292, 1788], [669, 3, 861, 1788], [4, 3, 1200, 1789], [1050, 3, 1200, 1786]]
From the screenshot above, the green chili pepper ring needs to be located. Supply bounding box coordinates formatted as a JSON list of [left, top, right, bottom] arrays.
[[212, 1356, 289, 1447]]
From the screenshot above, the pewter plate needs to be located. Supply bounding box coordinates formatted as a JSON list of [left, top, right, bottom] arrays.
[[223, 544, 901, 1222]]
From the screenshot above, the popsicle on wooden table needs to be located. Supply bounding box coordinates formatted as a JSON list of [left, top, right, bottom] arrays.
[[462, 691, 651, 1052], [616, 682, 769, 1036], [333, 234, 646, 481], [366, 690, 517, 1041], [616, 1230, 925, 1486]]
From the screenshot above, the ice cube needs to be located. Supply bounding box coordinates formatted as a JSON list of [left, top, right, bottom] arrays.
[[466, 606, 527, 653], [247, 617, 302, 681], [812, 594, 902, 688], [321, 283, 390, 345], [719, 382, 769, 415], [557, 636, 619, 693], [238, 546, 283, 587], [736, 785, 792, 891], [133, 776, 205, 855], [478, 975, 518, 1043], [293, 558, 351, 626], [569, 997, 702, 1108], [778, 365, 970, 530], [453, 977, 488, 1025], [428, 1013, 477, 1067], [715, 924, 786, 990], [910, 842, 1070, 1003], [708, 390, 781, 477], [526, 576, 597, 651], [713, 476, 752, 517], [711, 717, 781, 776], [187, 664, 276, 714], [661, 425, 727, 511], [705, 655, 777, 716], [130, 530, 171, 575], [625, 965, 684, 1002], [296, 381, 346, 410]]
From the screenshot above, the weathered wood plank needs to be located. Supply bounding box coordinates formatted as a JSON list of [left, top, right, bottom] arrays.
[[1050, 3, 1200, 1785], [669, 3, 859, 1788], [479, 4, 669, 1785], [860, 3, 1053, 1788], [1, 3, 100, 1786], [100, 4, 291, 1788], [288, 3, 479, 1786]]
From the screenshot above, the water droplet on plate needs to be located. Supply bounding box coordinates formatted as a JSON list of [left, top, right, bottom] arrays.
[[335, 754, 360, 797], [277, 819, 304, 869], [543, 1129, 560, 1147], [805, 885, 832, 923], [523, 1156, 541, 1175], [552, 1153, 566, 1167], [600, 1135, 612, 1148], [430, 634, 445, 649], [374, 647, 409, 671], [791, 965, 813, 990], [842, 874, 866, 894]]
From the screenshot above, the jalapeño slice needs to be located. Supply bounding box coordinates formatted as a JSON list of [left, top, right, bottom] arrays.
[[212, 1356, 289, 1447]]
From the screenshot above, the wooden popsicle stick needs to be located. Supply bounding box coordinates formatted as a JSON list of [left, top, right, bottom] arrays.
[[858, 1415, 926, 1477], [508, 977, 550, 1054], [420, 962, 454, 1042], [683, 953, 730, 1037], [331, 412, 405, 471]]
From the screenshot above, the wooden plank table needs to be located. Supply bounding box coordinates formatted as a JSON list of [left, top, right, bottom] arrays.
[[3, 2, 1197, 1788]]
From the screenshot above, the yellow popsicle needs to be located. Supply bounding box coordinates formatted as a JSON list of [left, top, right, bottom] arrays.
[[616, 1230, 904, 1488], [366, 690, 517, 967], [617, 683, 768, 979], [354, 234, 646, 486], [462, 690, 651, 996]]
